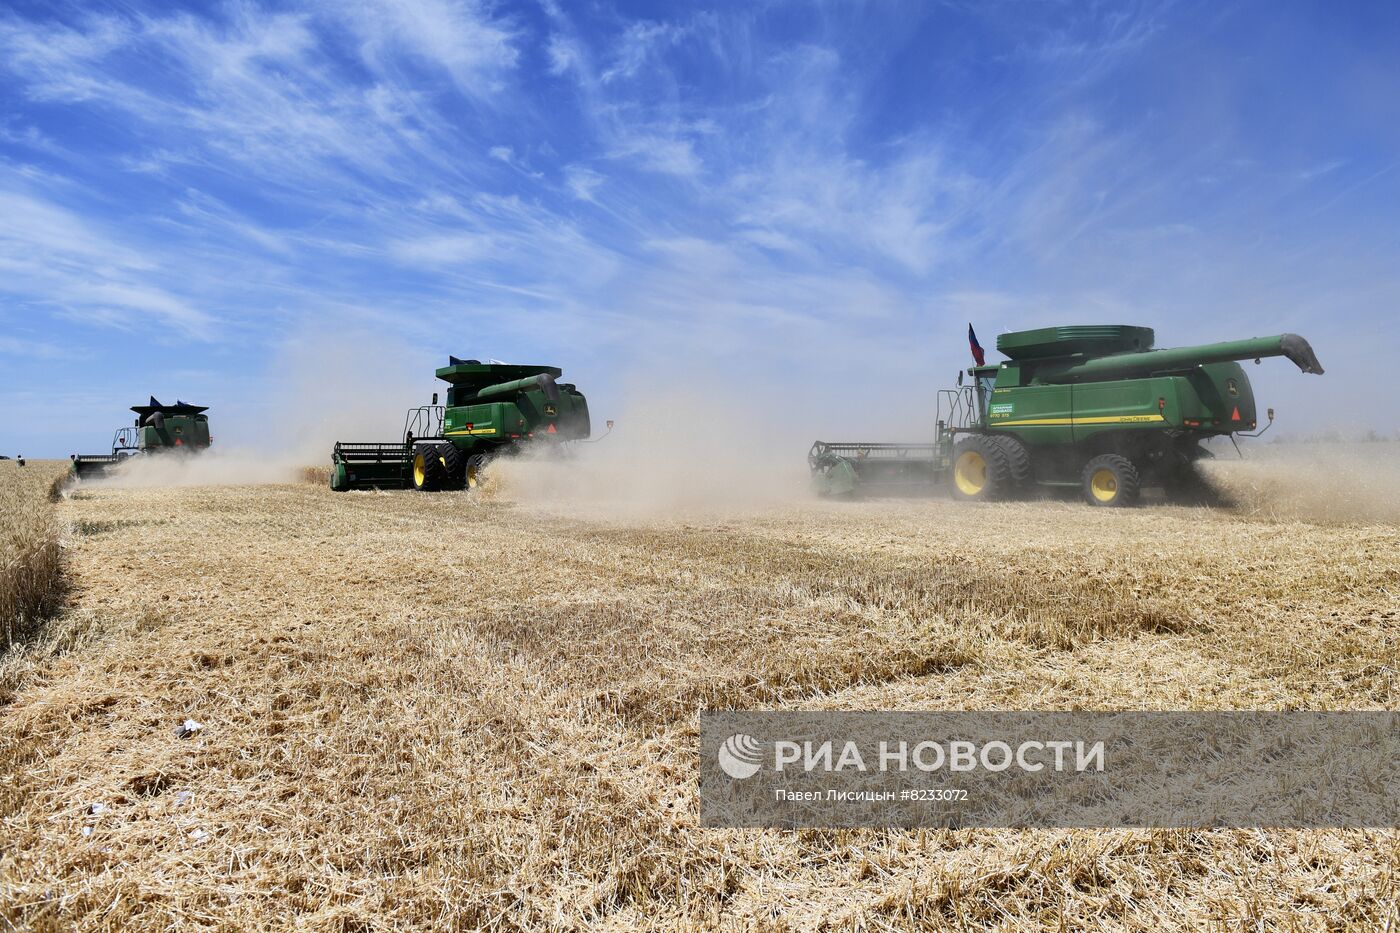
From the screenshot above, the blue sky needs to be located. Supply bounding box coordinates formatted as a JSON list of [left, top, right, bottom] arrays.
[[1, 0, 1397, 456]]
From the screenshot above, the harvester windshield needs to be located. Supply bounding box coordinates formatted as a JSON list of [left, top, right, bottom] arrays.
[[975, 372, 996, 423]]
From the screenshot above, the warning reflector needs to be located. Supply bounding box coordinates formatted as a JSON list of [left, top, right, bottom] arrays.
[[1231, 407, 1241, 421], [546, 423, 557, 434]]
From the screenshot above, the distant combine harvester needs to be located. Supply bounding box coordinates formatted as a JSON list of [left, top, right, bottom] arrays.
[[70, 397, 212, 480]]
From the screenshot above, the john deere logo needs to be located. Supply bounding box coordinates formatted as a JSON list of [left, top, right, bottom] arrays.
[[1226, 379, 1239, 397], [544, 404, 557, 416]]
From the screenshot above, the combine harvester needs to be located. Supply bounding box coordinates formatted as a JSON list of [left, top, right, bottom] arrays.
[[810, 325, 1324, 506], [70, 398, 212, 480], [330, 357, 597, 491]]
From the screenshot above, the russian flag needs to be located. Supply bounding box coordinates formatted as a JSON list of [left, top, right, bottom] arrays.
[[967, 323, 986, 366]]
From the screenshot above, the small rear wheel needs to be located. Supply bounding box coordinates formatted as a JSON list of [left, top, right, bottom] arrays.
[[412, 443, 446, 492], [464, 454, 488, 491], [1081, 454, 1140, 507], [949, 435, 1013, 502]]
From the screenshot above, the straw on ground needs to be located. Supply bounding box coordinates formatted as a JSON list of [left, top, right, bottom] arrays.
[[1, 471, 1397, 930]]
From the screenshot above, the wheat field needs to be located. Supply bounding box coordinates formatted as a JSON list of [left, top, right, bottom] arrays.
[[0, 461, 65, 653], [1, 457, 1398, 930]]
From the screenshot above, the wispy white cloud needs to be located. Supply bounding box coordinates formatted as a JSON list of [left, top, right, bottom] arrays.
[[66, 282, 213, 333], [333, 0, 518, 96], [546, 33, 582, 76], [607, 131, 702, 177], [0, 188, 215, 336], [0, 335, 73, 360], [390, 232, 498, 265], [1296, 159, 1347, 182], [564, 165, 604, 201], [601, 21, 683, 84]]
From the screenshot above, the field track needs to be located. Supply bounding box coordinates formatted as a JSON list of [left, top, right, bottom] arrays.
[[2, 476, 1398, 930]]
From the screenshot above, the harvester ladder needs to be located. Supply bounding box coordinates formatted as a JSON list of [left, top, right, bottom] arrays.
[[111, 426, 139, 453], [403, 406, 445, 443], [935, 386, 978, 432]]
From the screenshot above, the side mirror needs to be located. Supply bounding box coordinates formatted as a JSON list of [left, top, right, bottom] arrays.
[[606, 420, 615, 429], [957, 371, 964, 387], [1267, 408, 1275, 421], [432, 392, 439, 406]]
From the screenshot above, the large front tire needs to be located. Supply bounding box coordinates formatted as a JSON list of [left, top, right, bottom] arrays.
[[412, 443, 446, 492], [1081, 454, 1141, 507], [949, 436, 1013, 502]]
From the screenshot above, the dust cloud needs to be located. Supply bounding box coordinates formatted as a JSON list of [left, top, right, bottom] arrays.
[[259, 329, 435, 466], [80, 449, 300, 489], [485, 386, 816, 517], [1201, 442, 1400, 525]]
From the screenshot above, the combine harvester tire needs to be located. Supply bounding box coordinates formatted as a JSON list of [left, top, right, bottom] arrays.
[[464, 454, 487, 491], [950, 435, 1015, 503], [440, 444, 466, 490], [1081, 454, 1141, 508], [412, 444, 448, 492], [992, 435, 1033, 490]]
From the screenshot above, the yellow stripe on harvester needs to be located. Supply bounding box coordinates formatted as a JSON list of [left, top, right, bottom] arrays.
[[988, 414, 1166, 427], [445, 428, 499, 436]]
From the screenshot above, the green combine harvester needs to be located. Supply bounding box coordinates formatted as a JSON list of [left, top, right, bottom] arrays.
[[70, 397, 212, 480], [810, 325, 1324, 506], [330, 357, 593, 492]]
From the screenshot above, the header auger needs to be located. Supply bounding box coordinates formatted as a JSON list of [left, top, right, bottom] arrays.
[[330, 358, 592, 492], [810, 325, 1324, 506], [70, 397, 212, 480]]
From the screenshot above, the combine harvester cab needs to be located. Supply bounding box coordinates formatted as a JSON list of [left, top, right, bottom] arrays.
[[70, 398, 212, 480], [811, 325, 1324, 506], [331, 357, 591, 492]]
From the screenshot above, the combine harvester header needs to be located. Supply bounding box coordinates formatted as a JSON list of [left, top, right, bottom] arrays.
[[810, 325, 1324, 506], [331, 357, 597, 492], [70, 397, 212, 480]]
